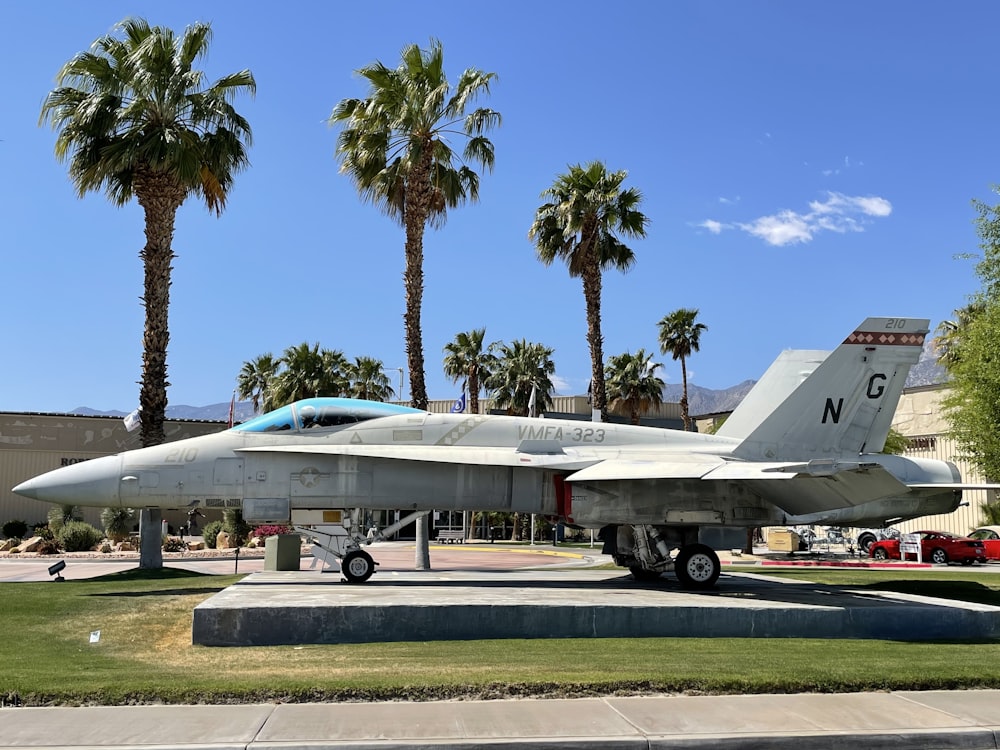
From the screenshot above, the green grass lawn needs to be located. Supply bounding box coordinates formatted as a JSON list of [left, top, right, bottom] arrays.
[[728, 566, 1000, 606], [3, 566, 1000, 706]]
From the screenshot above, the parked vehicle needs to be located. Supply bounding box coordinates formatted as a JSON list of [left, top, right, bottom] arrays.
[[968, 526, 1000, 561], [856, 527, 900, 554], [868, 530, 987, 565]]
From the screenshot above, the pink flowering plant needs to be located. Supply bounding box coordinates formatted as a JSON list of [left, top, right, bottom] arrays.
[[252, 525, 292, 538]]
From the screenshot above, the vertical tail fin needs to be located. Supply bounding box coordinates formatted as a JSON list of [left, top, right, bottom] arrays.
[[732, 317, 929, 461], [715, 349, 828, 440]]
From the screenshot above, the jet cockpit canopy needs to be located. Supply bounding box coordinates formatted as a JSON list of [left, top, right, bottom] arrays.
[[232, 397, 424, 433]]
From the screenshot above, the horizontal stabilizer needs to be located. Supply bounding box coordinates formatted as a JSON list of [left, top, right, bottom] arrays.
[[747, 464, 910, 516], [699, 459, 874, 481]]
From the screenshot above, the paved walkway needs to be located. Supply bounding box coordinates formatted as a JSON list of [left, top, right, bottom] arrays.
[[3, 690, 1000, 748]]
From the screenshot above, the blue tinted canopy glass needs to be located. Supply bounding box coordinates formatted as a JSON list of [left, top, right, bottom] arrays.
[[233, 398, 423, 433]]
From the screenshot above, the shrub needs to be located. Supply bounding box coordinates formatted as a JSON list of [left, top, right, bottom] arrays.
[[58, 521, 104, 552], [3, 520, 28, 539], [222, 509, 251, 547], [162, 536, 185, 552], [32, 523, 53, 540], [201, 520, 223, 549], [101, 507, 136, 543], [253, 524, 292, 538], [47, 505, 81, 536]]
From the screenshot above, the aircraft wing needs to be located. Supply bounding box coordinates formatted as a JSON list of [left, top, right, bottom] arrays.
[[563, 455, 728, 481], [566, 457, 912, 516], [236, 443, 598, 471]]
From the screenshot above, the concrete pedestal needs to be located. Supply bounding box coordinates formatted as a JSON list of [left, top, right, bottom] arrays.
[[264, 534, 301, 571]]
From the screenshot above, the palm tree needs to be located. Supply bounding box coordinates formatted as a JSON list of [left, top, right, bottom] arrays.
[[347, 357, 394, 401], [658, 308, 707, 431], [605, 349, 665, 425], [271, 343, 349, 406], [442, 328, 498, 414], [529, 162, 648, 422], [935, 301, 984, 369], [331, 40, 501, 412], [237, 353, 279, 415], [485, 339, 556, 416], [40, 18, 255, 448]]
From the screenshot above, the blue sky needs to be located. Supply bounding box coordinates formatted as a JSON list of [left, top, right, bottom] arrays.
[[2, 1, 996, 412]]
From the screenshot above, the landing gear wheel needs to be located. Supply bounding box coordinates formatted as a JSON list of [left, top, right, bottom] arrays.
[[341, 550, 376, 583], [629, 566, 662, 582], [858, 533, 877, 554], [674, 544, 721, 589], [930, 548, 948, 565]]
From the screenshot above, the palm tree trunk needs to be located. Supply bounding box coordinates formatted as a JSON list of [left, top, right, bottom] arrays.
[[469, 370, 479, 415], [402, 149, 434, 412], [134, 174, 185, 570], [404, 147, 434, 570], [680, 356, 690, 431], [137, 217, 177, 447], [581, 263, 608, 422]]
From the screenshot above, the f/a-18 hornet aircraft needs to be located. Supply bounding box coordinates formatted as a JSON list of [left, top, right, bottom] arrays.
[[14, 317, 984, 588]]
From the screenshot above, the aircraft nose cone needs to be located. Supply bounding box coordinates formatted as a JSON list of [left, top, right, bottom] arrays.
[[13, 455, 122, 506]]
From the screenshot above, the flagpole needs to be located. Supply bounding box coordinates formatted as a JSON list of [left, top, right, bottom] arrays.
[[529, 382, 538, 544]]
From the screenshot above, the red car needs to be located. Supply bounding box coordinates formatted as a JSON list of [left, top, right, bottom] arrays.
[[969, 526, 1000, 561], [868, 530, 987, 565]]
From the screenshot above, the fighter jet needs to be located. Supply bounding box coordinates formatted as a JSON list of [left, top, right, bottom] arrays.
[[13, 317, 984, 588]]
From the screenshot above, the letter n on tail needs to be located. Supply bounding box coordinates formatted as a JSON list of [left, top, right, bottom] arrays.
[[823, 397, 843, 424]]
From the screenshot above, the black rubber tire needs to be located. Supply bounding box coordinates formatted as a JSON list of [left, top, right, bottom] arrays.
[[629, 566, 663, 582], [342, 550, 376, 583], [858, 533, 877, 554], [872, 547, 889, 561], [930, 548, 948, 565], [674, 544, 721, 589]]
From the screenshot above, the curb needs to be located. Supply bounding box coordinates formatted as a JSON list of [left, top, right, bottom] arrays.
[[721, 558, 934, 568]]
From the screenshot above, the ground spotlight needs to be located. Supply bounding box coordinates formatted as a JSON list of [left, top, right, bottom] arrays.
[[47, 559, 66, 582]]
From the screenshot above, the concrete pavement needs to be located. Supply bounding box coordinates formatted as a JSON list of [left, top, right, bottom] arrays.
[[3, 690, 1000, 748]]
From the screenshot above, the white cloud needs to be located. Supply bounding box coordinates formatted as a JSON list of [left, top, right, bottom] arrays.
[[850, 195, 891, 217], [701, 191, 892, 247], [550, 374, 573, 395], [739, 211, 814, 245]]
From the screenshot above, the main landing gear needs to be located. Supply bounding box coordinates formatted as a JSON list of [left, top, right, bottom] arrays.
[[609, 525, 722, 590]]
